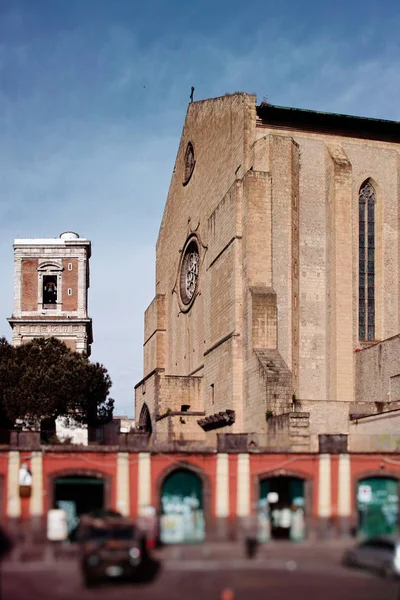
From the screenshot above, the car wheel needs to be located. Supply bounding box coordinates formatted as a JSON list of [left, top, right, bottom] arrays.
[[381, 565, 395, 580], [83, 574, 96, 588], [343, 552, 357, 567]]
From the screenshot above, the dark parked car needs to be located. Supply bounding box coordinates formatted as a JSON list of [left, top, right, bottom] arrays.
[[78, 513, 149, 587], [0, 526, 12, 561], [343, 537, 400, 578]]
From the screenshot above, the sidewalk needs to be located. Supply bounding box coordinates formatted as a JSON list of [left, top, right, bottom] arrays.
[[154, 538, 351, 561], [4, 537, 352, 565]]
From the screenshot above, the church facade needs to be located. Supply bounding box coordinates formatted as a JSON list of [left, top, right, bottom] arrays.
[[135, 92, 400, 455]]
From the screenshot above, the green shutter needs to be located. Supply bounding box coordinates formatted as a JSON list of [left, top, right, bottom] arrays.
[[358, 477, 399, 538], [160, 469, 205, 544]]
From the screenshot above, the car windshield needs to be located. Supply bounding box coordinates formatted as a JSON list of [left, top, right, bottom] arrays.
[[360, 538, 395, 550], [110, 526, 135, 540], [87, 525, 135, 541]]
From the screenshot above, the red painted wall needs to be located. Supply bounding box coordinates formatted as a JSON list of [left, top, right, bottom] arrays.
[[129, 454, 139, 518], [20, 452, 31, 520], [1, 450, 399, 527], [42, 452, 118, 513], [228, 455, 237, 520], [330, 455, 339, 517]]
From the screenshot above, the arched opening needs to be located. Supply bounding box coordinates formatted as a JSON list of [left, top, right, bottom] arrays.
[[159, 468, 205, 544], [357, 476, 398, 538], [138, 403, 152, 434], [53, 474, 105, 535], [258, 475, 306, 541]]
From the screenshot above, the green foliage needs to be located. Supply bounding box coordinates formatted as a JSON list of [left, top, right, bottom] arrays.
[[0, 337, 114, 427], [266, 410, 274, 421]]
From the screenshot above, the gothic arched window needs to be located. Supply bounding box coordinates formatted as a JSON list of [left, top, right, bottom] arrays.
[[359, 181, 376, 341]]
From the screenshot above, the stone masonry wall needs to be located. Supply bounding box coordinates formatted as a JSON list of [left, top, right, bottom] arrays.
[[356, 335, 400, 403], [143, 294, 166, 375], [138, 93, 400, 447], [266, 412, 311, 452], [155, 93, 256, 383], [21, 259, 38, 311], [255, 122, 400, 414]]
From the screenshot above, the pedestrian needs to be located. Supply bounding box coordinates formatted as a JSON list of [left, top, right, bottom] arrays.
[[244, 514, 259, 559]]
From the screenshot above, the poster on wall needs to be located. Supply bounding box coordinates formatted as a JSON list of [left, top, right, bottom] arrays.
[[160, 493, 205, 544], [160, 514, 186, 544], [358, 485, 372, 503], [47, 509, 68, 541], [57, 500, 79, 535]]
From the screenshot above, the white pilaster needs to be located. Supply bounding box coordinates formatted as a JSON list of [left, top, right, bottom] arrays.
[[338, 454, 351, 517], [77, 257, 86, 317], [7, 451, 21, 518], [30, 452, 43, 517], [216, 453, 229, 518], [236, 453, 250, 517], [137, 453, 151, 515], [14, 257, 22, 316], [116, 452, 130, 516], [318, 454, 331, 518]]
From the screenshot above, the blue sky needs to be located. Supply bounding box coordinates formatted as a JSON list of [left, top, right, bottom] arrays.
[[1, 0, 400, 417]]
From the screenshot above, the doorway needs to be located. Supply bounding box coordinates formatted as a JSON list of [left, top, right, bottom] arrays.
[[54, 475, 105, 535], [160, 468, 205, 544], [259, 476, 306, 541], [357, 477, 398, 538]]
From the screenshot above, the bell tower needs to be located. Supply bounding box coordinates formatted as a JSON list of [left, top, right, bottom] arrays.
[[8, 232, 93, 355]]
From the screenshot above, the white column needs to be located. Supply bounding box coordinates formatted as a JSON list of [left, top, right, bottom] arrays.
[[318, 454, 331, 518], [216, 453, 229, 518], [14, 257, 22, 316], [30, 452, 43, 517], [338, 454, 351, 517], [137, 453, 151, 515], [7, 451, 21, 518], [116, 452, 130, 516], [236, 453, 250, 517]]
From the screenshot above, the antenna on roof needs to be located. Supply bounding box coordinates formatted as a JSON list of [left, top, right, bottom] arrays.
[[190, 86, 195, 103]]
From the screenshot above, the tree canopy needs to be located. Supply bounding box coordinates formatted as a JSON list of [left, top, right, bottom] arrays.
[[0, 337, 114, 428]]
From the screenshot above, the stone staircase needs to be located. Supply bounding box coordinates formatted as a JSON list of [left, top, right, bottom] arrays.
[[266, 412, 311, 452], [255, 349, 292, 414]]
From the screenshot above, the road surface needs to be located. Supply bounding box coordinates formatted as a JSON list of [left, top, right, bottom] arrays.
[[1, 556, 398, 600]]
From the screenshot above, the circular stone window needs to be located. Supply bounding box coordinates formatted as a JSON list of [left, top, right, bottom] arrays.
[[179, 237, 200, 309], [183, 142, 195, 185]]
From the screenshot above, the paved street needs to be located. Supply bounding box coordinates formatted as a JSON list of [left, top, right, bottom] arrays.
[[1, 549, 399, 600]]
